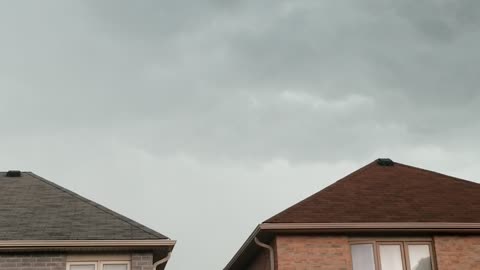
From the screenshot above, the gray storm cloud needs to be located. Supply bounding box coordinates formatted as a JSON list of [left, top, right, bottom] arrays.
[[2, 0, 479, 162], [0, 1, 479, 269]]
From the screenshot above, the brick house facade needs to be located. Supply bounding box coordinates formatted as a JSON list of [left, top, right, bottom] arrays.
[[0, 171, 175, 270], [0, 253, 155, 270], [245, 236, 480, 270], [225, 159, 480, 270]]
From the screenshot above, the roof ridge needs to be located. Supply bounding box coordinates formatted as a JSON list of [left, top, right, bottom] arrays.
[[264, 160, 377, 223], [394, 162, 480, 186], [25, 172, 167, 239]]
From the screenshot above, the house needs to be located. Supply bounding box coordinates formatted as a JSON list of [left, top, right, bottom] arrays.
[[224, 159, 480, 270], [0, 171, 175, 270]]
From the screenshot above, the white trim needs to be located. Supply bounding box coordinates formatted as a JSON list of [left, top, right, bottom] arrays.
[[0, 239, 175, 248], [68, 261, 131, 270], [67, 262, 98, 270], [67, 255, 131, 262], [100, 261, 130, 270], [254, 238, 274, 270]]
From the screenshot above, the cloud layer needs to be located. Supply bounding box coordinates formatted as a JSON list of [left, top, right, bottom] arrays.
[[1, 1, 479, 269]]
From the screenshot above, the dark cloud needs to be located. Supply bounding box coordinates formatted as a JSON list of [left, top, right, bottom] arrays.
[[0, 1, 479, 269]]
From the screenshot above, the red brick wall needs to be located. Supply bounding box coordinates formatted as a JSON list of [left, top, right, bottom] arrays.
[[247, 235, 480, 270], [275, 235, 352, 270], [434, 236, 480, 270]]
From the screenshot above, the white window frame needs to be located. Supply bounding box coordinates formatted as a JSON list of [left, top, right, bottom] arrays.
[[100, 261, 131, 270], [67, 262, 98, 270], [67, 261, 130, 270]]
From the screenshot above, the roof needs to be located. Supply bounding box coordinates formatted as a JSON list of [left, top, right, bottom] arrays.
[[0, 171, 168, 240], [224, 159, 480, 270], [267, 159, 480, 223]]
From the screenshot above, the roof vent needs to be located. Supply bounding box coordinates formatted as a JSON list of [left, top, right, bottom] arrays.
[[376, 158, 394, 166], [6, 170, 22, 177]]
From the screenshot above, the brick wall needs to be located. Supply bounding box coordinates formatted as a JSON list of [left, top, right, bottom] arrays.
[[0, 254, 66, 270], [275, 235, 352, 270], [434, 236, 480, 270], [131, 253, 153, 270], [0, 252, 155, 270]]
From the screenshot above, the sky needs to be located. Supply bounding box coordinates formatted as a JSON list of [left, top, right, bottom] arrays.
[[0, 1, 480, 269]]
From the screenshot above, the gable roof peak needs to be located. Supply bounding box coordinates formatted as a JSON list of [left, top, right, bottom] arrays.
[[376, 158, 394, 166], [265, 159, 480, 224], [0, 171, 168, 240]]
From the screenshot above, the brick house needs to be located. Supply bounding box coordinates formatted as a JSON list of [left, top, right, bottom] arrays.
[[0, 171, 175, 270], [224, 159, 480, 270]]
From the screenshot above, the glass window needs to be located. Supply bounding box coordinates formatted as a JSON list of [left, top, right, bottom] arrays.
[[68, 262, 130, 270], [69, 264, 96, 270], [103, 264, 128, 270], [379, 245, 404, 270], [351, 244, 376, 270], [351, 240, 434, 270], [408, 245, 432, 270]]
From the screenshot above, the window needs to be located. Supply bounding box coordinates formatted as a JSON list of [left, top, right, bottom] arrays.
[[67, 261, 129, 270], [408, 244, 433, 270], [379, 244, 404, 270], [68, 264, 96, 270], [350, 240, 434, 270], [351, 244, 375, 270], [101, 262, 129, 270]]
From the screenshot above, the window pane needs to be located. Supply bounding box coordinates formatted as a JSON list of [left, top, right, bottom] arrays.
[[408, 245, 432, 270], [103, 264, 128, 270], [379, 245, 404, 270], [351, 244, 375, 270], [70, 265, 96, 270]]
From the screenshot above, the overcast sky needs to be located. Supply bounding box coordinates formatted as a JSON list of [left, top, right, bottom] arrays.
[[1, 1, 480, 269]]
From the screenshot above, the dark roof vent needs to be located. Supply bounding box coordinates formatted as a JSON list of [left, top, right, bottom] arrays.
[[6, 170, 22, 177], [376, 158, 394, 166]]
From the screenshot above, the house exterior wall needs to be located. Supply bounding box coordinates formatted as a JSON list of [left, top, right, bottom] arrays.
[[434, 235, 480, 270], [0, 254, 66, 270], [131, 252, 154, 270], [0, 252, 153, 270], [275, 235, 352, 270], [243, 234, 480, 270]]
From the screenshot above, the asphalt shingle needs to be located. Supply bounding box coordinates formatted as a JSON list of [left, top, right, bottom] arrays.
[[0, 172, 167, 240], [266, 160, 480, 223]]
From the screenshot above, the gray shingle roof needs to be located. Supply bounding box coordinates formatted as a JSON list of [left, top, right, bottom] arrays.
[[0, 172, 168, 240]]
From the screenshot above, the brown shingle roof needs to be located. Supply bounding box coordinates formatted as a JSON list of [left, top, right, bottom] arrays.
[[0, 172, 168, 240], [266, 159, 480, 223]]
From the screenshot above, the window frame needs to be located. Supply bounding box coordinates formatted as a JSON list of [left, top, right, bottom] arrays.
[[100, 261, 131, 270], [404, 241, 436, 270], [66, 262, 98, 270], [350, 238, 436, 270], [67, 261, 130, 270], [377, 241, 406, 270]]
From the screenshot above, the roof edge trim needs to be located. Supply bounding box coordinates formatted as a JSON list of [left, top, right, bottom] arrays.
[[0, 239, 176, 248], [261, 222, 480, 230], [223, 225, 261, 270]]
